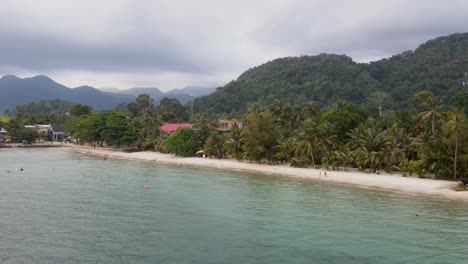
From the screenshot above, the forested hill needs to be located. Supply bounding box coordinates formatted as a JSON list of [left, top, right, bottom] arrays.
[[194, 32, 468, 114], [364, 33, 468, 109]]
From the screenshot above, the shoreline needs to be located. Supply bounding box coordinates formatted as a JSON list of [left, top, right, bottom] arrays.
[[63, 143, 468, 202]]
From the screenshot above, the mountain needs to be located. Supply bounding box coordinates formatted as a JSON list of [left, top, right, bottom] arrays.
[[166, 86, 216, 97], [193, 54, 381, 114], [109, 87, 165, 99], [0, 75, 133, 111], [364, 33, 468, 109], [194, 32, 468, 114], [0, 76, 214, 111], [104, 86, 215, 104]]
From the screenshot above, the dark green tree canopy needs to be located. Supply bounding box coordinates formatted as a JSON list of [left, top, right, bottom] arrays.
[[194, 33, 468, 115]]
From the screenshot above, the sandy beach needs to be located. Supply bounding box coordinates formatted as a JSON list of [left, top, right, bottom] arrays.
[[63, 144, 468, 201]]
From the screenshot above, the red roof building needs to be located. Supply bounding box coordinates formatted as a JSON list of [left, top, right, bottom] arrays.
[[160, 123, 193, 133]]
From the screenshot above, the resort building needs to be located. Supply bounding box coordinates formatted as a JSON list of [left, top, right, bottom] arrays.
[[216, 119, 244, 132], [24, 124, 65, 141], [160, 123, 194, 133], [49, 124, 65, 142]]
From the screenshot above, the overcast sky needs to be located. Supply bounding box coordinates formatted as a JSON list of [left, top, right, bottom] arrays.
[[0, 0, 467, 90]]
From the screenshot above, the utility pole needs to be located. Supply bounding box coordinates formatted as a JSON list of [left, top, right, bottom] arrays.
[[463, 72, 468, 88], [463, 72, 468, 115], [190, 95, 194, 122]]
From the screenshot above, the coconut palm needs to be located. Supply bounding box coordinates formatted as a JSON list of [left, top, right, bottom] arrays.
[[414, 91, 442, 137], [275, 136, 298, 163], [444, 109, 467, 179], [297, 119, 319, 166], [333, 146, 354, 171], [349, 125, 389, 172], [303, 101, 321, 120], [225, 124, 244, 160]]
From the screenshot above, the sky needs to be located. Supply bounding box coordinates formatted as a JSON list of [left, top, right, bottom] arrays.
[[0, 0, 467, 91]]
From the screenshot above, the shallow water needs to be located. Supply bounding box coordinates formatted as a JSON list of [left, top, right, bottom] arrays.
[[0, 148, 467, 263]]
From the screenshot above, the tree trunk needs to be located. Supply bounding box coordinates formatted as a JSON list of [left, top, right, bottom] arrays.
[[454, 133, 458, 179], [431, 115, 436, 137]]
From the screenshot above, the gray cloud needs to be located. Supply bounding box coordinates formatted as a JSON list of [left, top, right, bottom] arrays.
[[254, 0, 468, 61], [0, 29, 205, 73], [0, 0, 466, 89]]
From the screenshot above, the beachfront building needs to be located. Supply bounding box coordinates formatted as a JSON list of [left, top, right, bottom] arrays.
[[48, 124, 65, 142], [216, 119, 244, 132], [25, 124, 51, 133], [160, 123, 194, 133], [24, 124, 65, 141]]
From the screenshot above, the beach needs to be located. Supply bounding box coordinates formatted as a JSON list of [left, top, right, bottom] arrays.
[[61, 143, 468, 201]]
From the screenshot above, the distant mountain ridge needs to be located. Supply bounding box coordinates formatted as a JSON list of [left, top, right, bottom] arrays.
[[0, 75, 215, 111]]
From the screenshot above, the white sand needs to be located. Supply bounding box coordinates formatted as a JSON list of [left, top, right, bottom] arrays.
[[64, 144, 468, 202]]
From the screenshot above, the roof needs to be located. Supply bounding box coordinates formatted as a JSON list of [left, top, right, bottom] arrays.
[[50, 124, 65, 133], [24, 124, 50, 132], [160, 123, 193, 133]]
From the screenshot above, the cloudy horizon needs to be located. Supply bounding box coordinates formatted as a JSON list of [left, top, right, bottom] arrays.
[[1, 0, 467, 91]]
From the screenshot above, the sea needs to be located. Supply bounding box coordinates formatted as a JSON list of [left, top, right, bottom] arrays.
[[0, 148, 467, 263]]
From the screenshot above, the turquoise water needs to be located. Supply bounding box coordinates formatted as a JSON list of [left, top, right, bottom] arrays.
[[0, 149, 467, 263]]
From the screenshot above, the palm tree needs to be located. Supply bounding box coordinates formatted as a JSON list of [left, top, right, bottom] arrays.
[[303, 101, 321, 120], [444, 109, 467, 179], [414, 91, 441, 137], [333, 146, 354, 171], [349, 125, 389, 172], [275, 136, 298, 163], [225, 124, 244, 160], [270, 99, 283, 124], [297, 119, 319, 166]]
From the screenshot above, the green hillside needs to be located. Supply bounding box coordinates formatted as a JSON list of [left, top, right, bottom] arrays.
[[194, 33, 468, 114], [365, 33, 468, 109]]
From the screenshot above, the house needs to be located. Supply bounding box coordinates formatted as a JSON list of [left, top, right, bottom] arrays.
[[160, 123, 194, 133], [216, 119, 244, 132], [48, 124, 65, 141], [24, 124, 65, 141]]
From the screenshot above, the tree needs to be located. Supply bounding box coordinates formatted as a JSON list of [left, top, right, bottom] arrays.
[[275, 136, 298, 163], [297, 119, 319, 166], [225, 123, 244, 160], [19, 129, 38, 144], [165, 127, 199, 156], [66, 112, 107, 146], [332, 146, 354, 171], [348, 125, 389, 172], [135, 94, 158, 149], [70, 104, 92, 116], [321, 101, 367, 144], [414, 91, 441, 138], [193, 113, 214, 147], [444, 109, 467, 179], [204, 131, 226, 158], [101, 112, 136, 146], [367, 91, 390, 117], [5, 118, 24, 142], [157, 97, 188, 122], [243, 110, 279, 163]]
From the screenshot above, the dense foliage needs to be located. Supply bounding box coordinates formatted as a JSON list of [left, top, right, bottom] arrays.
[[7, 99, 76, 124], [164, 128, 199, 157], [194, 33, 468, 115]]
